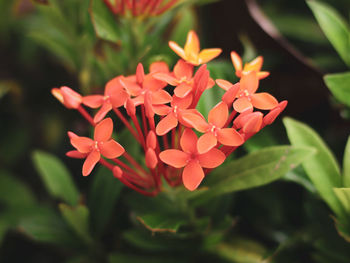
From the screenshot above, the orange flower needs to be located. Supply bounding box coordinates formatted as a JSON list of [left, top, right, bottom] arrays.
[[52, 86, 82, 109], [169, 30, 222, 66], [217, 71, 278, 113], [68, 118, 124, 176], [230, 51, 270, 79], [181, 102, 244, 153], [145, 131, 158, 169], [159, 129, 225, 191], [82, 77, 129, 123]]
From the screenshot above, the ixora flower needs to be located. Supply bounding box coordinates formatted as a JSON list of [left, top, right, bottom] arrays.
[[159, 129, 225, 191], [68, 118, 124, 176], [230, 51, 270, 79], [55, 29, 286, 195]]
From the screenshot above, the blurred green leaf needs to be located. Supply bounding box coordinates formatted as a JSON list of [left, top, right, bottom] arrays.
[[59, 203, 92, 244], [324, 71, 350, 107], [191, 145, 315, 204], [334, 188, 350, 214], [109, 253, 181, 263], [32, 150, 79, 206], [18, 207, 81, 247], [89, 0, 120, 42], [344, 136, 350, 187], [170, 7, 196, 46], [197, 85, 225, 117], [307, 1, 350, 66], [213, 238, 267, 263], [136, 213, 185, 234], [88, 166, 123, 237], [283, 117, 345, 218]]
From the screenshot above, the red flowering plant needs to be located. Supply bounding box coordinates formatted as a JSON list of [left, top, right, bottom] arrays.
[[53, 30, 291, 196]]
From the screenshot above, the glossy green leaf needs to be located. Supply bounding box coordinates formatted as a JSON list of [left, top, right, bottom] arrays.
[[18, 207, 81, 247], [89, 0, 120, 42], [334, 188, 350, 214], [283, 117, 344, 218], [136, 213, 185, 234], [88, 166, 123, 236], [32, 150, 79, 206], [344, 136, 350, 187], [324, 72, 350, 107], [59, 204, 92, 244], [307, 1, 350, 66], [191, 145, 315, 205]]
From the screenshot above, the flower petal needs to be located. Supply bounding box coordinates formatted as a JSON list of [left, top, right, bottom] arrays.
[[216, 79, 234, 91], [153, 104, 171, 116], [105, 76, 123, 95], [149, 61, 169, 73], [146, 131, 157, 149], [82, 150, 100, 176], [94, 117, 113, 141], [198, 48, 222, 64], [71, 136, 93, 153], [180, 128, 198, 154], [184, 30, 200, 58], [153, 73, 178, 86], [180, 111, 208, 132], [251, 92, 278, 110], [242, 112, 263, 134], [222, 83, 240, 105], [82, 95, 104, 108], [156, 112, 178, 136], [198, 148, 225, 168], [182, 160, 204, 191], [258, 71, 270, 79], [93, 102, 112, 123], [66, 150, 88, 159], [99, 139, 124, 159], [231, 51, 243, 73], [240, 71, 259, 94], [244, 56, 263, 72], [119, 77, 141, 96], [159, 149, 189, 168], [172, 94, 192, 109], [174, 83, 193, 98], [197, 132, 217, 154], [169, 41, 186, 60], [145, 148, 158, 169], [109, 87, 129, 108], [217, 128, 244, 146], [143, 74, 167, 91], [174, 59, 193, 79], [136, 63, 145, 84], [233, 97, 253, 113], [151, 90, 172, 104], [61, 87, 82, 109], [208, 102, 228, 128]]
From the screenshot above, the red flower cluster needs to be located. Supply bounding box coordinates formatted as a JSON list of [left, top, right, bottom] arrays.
[[53, 30, 287, 195], [103, 0, 178, 17]]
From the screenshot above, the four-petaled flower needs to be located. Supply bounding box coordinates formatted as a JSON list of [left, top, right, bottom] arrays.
[[230, 51, 270, 79], [160, 129, 226, 191], [169, 30, 222, 66], [181, 102, 244, 153], [69, 118, 125, 176]]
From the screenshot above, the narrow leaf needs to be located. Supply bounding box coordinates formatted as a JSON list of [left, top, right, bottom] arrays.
[[136, 213, 185, 234], [324, 72, 350, 107], [89, 0, 120, 42], [283, 117, 344, 218], [307, 1, 350, 66], [333, 188, 350, 214], [32, 150, 79, 206], [191, 145, 315, 204], [344, 136, 350, 187]]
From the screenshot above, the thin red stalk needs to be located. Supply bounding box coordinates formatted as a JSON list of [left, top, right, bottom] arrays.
[[162, 133, 169, 150], [77, 106, 95, 126], [123, 152, 148, 175], [131, 115, 146, 150], [118, 175, 158, 196], [224, 110, 237, 128], [112, 158, 139, 175], [171, 127, 176, 149], [155, 0, 177, 15], [99, 158, 114, 171], [113, 108, 141, 143], [132, 0, 137, 16], [140, 0, 151, 13], [150, 0, 162, 15], [123, 171, 153, 188], [141, 105, 148, 135], [103, 0, 118, 14]]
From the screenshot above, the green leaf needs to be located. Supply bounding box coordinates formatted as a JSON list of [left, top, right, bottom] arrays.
[[32, 150, 79, 206], [344, 136, 350, 187], [88, 166, 123, 237], [89, 0, 120, 42], [170, 7, 196, 46], [136, 213, 185, 234], [324, 72, 350, 107], [0, 170, 36, 207], [109, 253, 181, 263], [334, 188, 350, 214], [190, 145, 315, 205], [18, 207, 82, 247], [283, 117, 344, 218], [59, 204, 92, 244], [307, 1, 350, 66]]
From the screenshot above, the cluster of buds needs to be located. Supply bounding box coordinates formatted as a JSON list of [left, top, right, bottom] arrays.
[[103, 0, 178, 17], [52, 30, 287, 196]]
